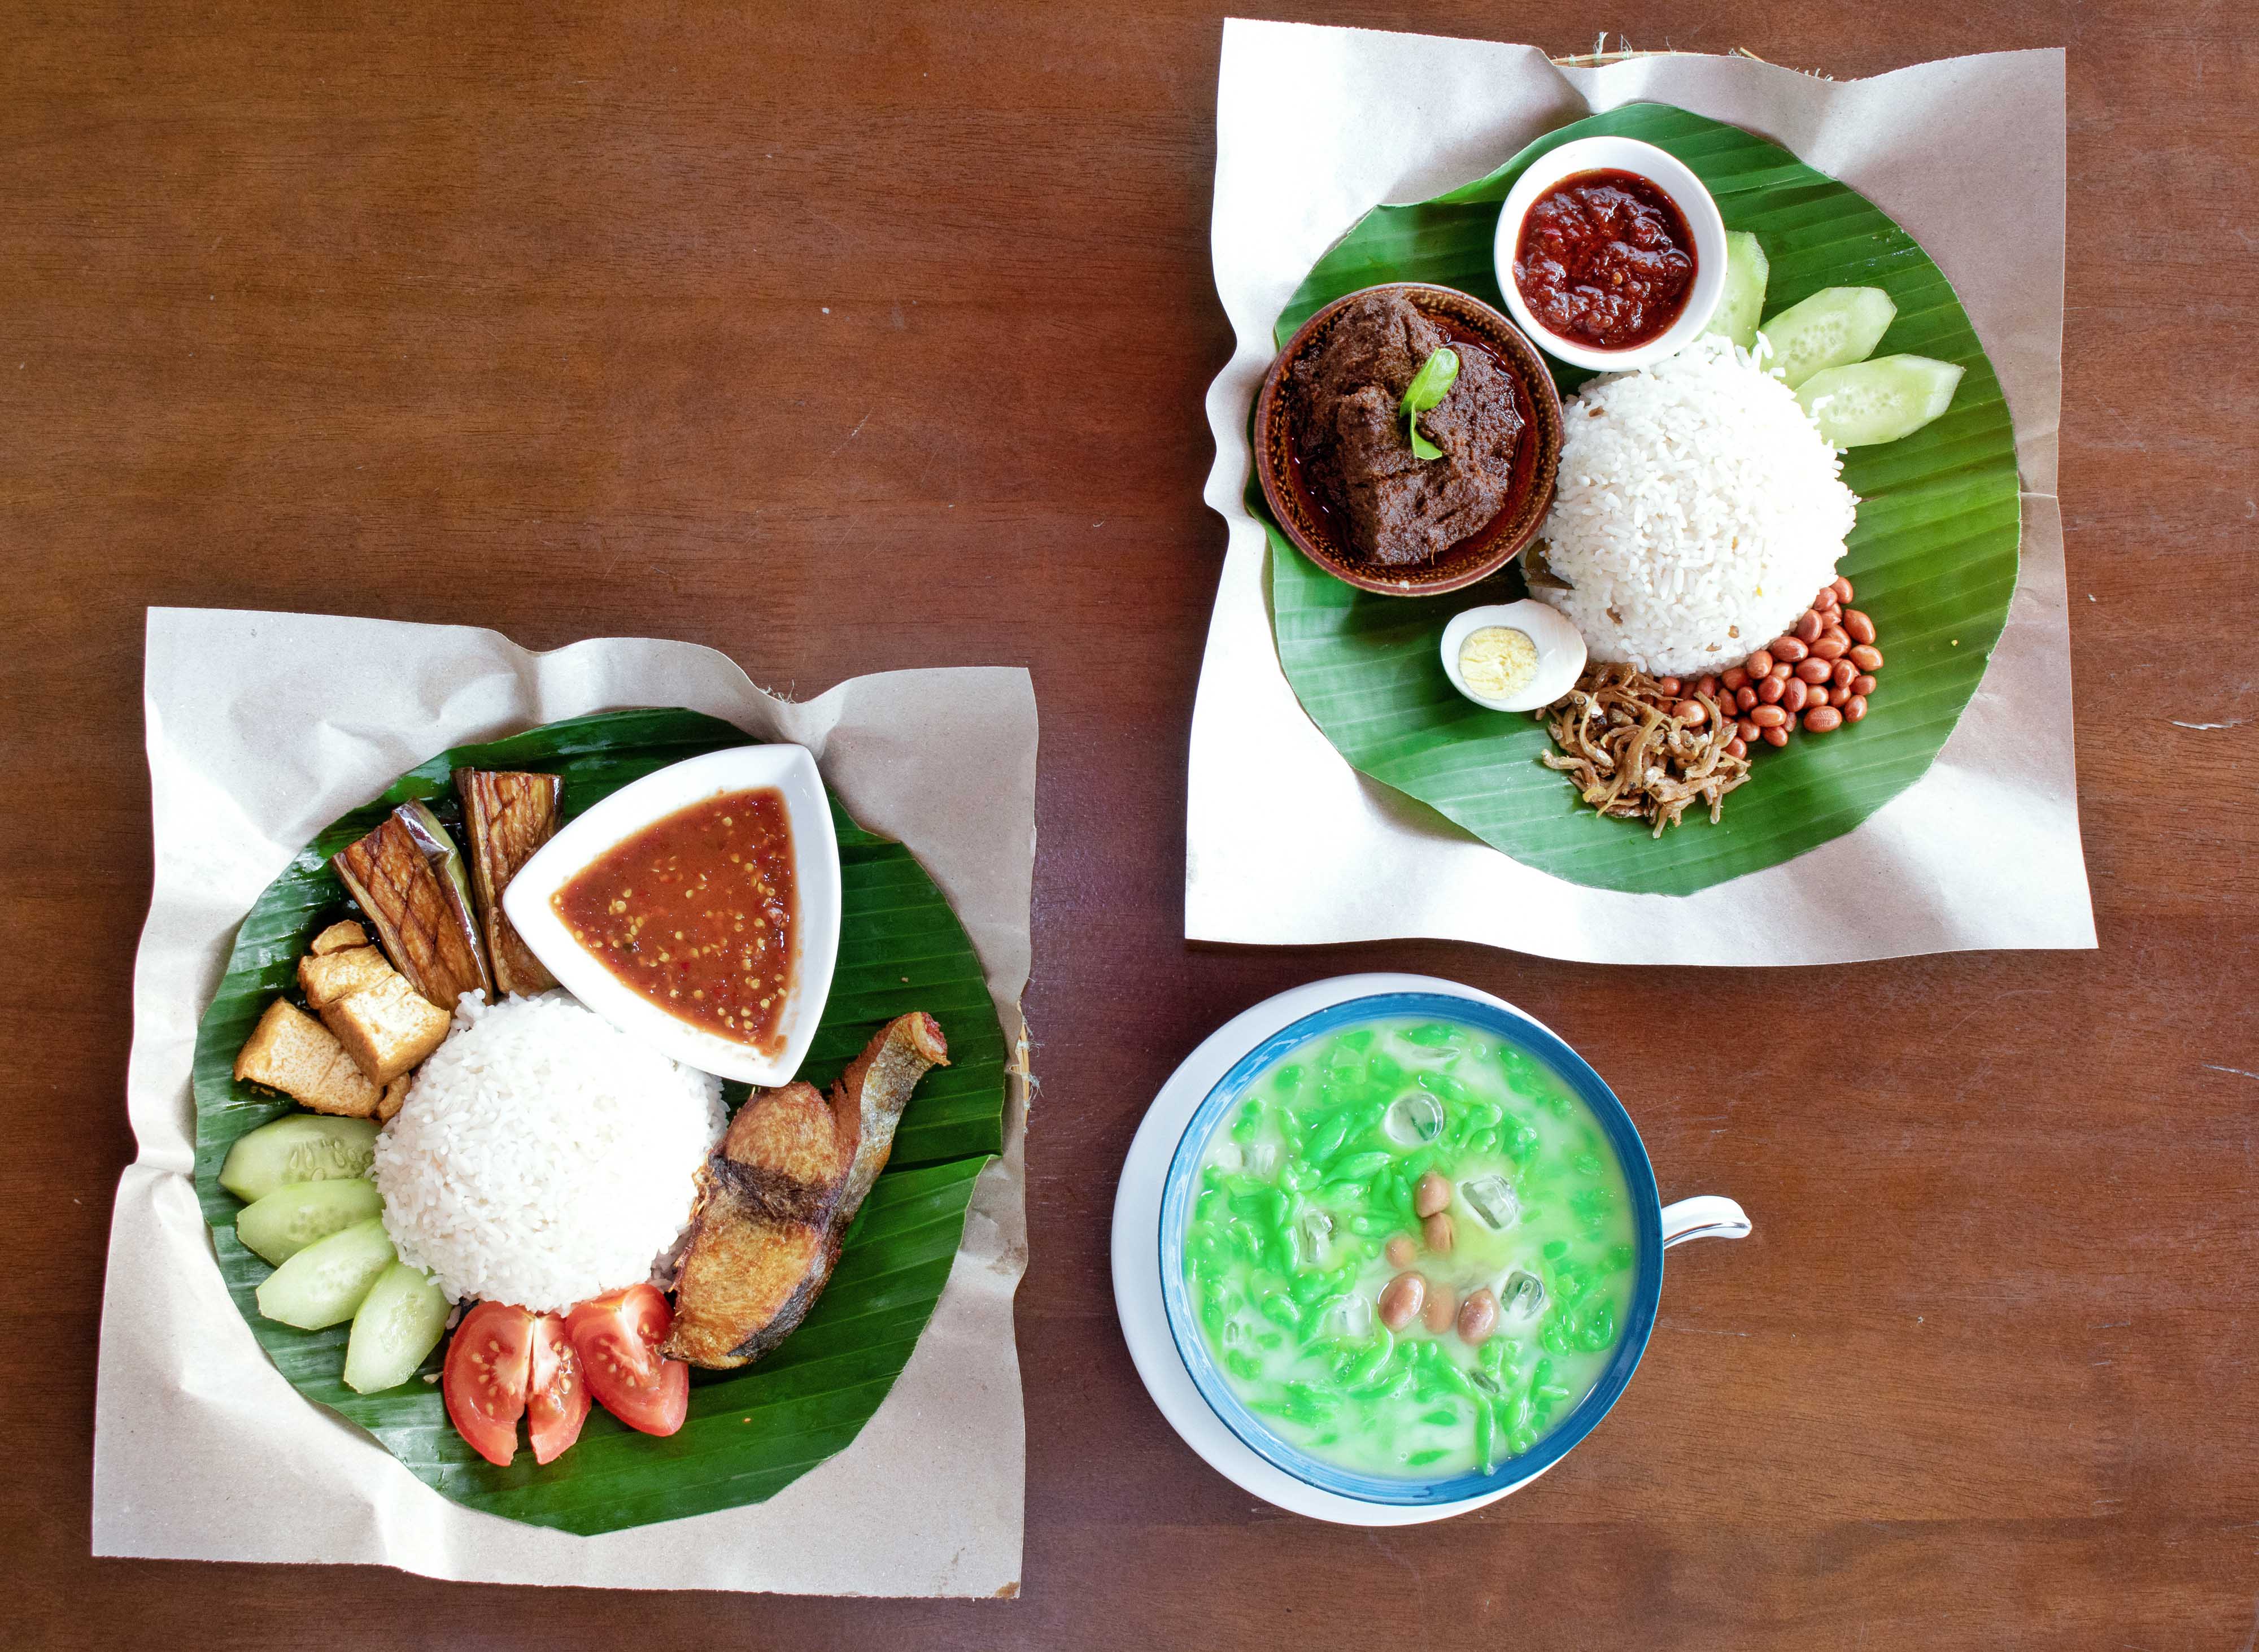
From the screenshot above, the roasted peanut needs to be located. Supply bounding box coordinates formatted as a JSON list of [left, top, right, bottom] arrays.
[[1782, 678, 1808, 714], [1848, 644, 1883, 672], [1415, 1170, 1451, 1219], [1737, 717, 1760, 743], [1804, 705, 1844, 732], [1795, 658, 1831, 685], [1843, 694, 1868, 722], [1755, 675, 1786, 705], [1770, 635, 1809, 663], [1831, 657, 1857, 690], [1761, 725, 1790, 748], [1457, 1288, 1499, 1346], [1726, 736, 1748, 758], [1674, 699, 1707, 726], [1745, 648, 1775, 681], [1794, 611, 1824, 644], [1735, 685, 1759, 712], [1655, 677, 1682, 697], [1377, 1272, 1426, 1332], [1811, 634, 1849, 662], [1807, 684, 1831, 709], [1843, 609, 1876, 644], [1851, 673, 1878, 697], [1750, 704, 1788, 729], [1833, 576, 1854, 604], [1423, 1285, 1458, 1335], [1722, 665, 1749, 691]]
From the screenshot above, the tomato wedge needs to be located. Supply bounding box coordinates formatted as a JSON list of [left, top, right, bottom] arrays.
[[526, 1314, 591, 1465], [566, 1284, 689, 1437], [443, 1302, 534, 1467]]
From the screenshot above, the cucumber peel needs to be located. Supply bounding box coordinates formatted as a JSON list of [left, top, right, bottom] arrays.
[[1758, 285, 1896, 389], [1702, 230, 1770, 350], [1798, 354, 1964, 448], [255, 1217, 395, 1330], [236, 1177, 383, 1266], [344, 1262, 451, 1393], [220, 1114, 380, 1203]]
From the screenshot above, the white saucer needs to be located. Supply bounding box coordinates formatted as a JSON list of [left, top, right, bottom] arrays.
[[1111, 971, 1567, 1525]]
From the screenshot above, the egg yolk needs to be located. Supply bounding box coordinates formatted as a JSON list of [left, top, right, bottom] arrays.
[[1459, 626, 1540, 698]]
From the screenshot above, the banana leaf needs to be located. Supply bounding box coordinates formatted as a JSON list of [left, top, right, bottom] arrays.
[[190, 708, 1008, 1533], [1262, 105, 2021, 895]]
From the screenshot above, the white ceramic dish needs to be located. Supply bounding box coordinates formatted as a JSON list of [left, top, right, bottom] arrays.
[[1440, 599, 1588, 713], [1112, 971, 1748, 1525], [502, 744, 842, 1086], [1492, 135, 1728, 373]]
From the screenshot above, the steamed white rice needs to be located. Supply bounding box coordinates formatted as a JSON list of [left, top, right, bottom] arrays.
[[374, 993, 725, 1313], [1534, 335, 1858, 677]]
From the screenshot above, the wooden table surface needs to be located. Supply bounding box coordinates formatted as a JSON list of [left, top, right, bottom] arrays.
[[8, 3, 2255, 1646]]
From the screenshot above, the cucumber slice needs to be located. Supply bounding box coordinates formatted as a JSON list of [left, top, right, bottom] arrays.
[[343, 1262, 451, 1393], [1758, 285, 1897, 388], [1702, 230, 1770, 350], [219, 1114, 380, 1203], [254, 1217, 395, 1330], [1797, 354, 1965, 448], [236, 1178, 383, 1266]]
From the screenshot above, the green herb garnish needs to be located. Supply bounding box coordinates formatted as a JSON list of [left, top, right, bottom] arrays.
[[1401, 346, 1460, 460]]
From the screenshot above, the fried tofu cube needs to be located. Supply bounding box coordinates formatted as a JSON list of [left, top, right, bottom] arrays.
[[309, 919, 371, 956], [233, 999, 384, 1118], [376, 1074, 411, 1123], [297, 945, 396, 1010], [320, 972, 451, 1085]]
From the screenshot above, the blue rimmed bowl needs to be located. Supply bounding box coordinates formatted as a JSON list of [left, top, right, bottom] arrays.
[[1113, 973, 1749, 1525]]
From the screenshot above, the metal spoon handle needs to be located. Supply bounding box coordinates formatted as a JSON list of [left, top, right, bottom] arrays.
[[1659, 1195, 1751, 1249]]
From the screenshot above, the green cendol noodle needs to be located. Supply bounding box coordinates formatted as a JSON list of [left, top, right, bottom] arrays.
[[1183, 1017, 1636, 1477]]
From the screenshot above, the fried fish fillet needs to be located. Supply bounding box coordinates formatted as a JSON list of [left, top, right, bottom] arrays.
[[453, 768, 562, 996], [664, 1013, 949, 1370]]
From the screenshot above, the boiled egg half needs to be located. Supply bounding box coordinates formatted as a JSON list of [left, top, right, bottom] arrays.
[[1439, 599, 1588, 713]]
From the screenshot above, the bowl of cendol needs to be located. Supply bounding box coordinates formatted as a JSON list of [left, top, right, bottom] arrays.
[[1153, 986, 1748, 1515]]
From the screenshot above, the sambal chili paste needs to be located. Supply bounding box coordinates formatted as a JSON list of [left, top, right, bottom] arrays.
[[1514, 169, 1697, 351], [552, 787, 797, 1050]]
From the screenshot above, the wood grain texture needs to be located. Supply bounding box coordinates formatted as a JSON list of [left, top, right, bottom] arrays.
[[3, 2, 2253, 1646]]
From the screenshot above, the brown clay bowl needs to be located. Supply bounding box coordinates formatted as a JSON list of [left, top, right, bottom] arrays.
[[1253, 282, 1564, 598]]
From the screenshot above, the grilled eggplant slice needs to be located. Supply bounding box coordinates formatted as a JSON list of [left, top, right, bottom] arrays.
[[665, 1012, 949, 1369], [331, 801, 492, 1011], [454, 768, 562, 996]]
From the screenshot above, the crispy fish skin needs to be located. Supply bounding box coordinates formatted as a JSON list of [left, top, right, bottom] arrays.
[[332, 806, 492, 1011], [664, 1013, 949, 1370], [453, 768, 562, 996]]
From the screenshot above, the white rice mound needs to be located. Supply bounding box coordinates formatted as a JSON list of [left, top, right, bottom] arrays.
[[1534, 335, 1859, 677], [374, 993, 725, 1313]]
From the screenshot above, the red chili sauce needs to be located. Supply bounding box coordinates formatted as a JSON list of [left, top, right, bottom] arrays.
[[552, 787, 796, 1051], [1514, 169, 1697, 351]]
